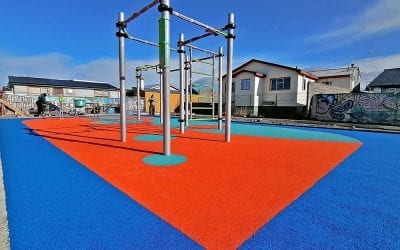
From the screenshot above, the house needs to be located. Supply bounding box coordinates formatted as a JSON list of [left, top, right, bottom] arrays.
[[8, 76, 119, 98], [223, 59, 361, 118], [368, 68, 400, 94], [223, 59, 318, 117], [309, 64, 361, 92], [4, 76, 120, 115]]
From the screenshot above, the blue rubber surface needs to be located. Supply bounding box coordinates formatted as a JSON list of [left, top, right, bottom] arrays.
[[241, 126, 400, 249], [0, 119, 200, 249], [1, 118, 399, 248]]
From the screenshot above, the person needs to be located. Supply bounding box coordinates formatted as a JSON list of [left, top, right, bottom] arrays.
[[36, 93, 47, 116], [148, 94, 156, 116], [94, 102, 100, 119]]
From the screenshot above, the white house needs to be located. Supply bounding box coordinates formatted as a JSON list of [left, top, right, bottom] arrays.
[[223, 59, 362, 118], [309, 65, 361, 92], [223, 59, 318, 117]]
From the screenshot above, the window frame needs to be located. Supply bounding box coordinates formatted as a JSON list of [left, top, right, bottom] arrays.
[[270, 77, 291, 91], [241, 79, 250, 90]]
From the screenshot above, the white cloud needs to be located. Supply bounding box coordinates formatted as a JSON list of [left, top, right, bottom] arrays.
[[308, 0, 400, 46], [0, 52, 221, 90], [0, 53, 73, 84]]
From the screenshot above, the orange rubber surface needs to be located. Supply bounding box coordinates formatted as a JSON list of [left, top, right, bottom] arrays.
[[24, 117, 361, 249]]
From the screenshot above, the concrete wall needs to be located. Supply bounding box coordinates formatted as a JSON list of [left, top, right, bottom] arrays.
[[316, 76, 352, 89], [306, 82, 351, 113], [310, 93, 400, 125]]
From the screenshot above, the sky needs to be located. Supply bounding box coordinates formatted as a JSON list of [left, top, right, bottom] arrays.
[[1, 0, 400, 90]]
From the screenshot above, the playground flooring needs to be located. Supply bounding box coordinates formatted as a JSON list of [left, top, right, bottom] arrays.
[[0, 116, 399, 249]]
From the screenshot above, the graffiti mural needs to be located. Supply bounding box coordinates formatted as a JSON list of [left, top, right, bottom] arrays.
[[314, 93, 399, 125]]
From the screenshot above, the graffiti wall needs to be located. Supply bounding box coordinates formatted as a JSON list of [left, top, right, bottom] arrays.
[[311, 93, 400, 125]]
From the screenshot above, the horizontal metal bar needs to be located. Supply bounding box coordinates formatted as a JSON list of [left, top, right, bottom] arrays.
[[193, 55, 214, 61], [192, 107, 213, 109], [124, 0, 159, 24], [181, 32, 213, 46], [192, 83, 212, 86], [186, 44, 218, 55], [170, 68, 180, 72], [171, 10, 228, 37], [192, 71, 214, 77], [126, 33, 178, 51], [136, 64, 159, 71], [192, 60, 213, 66], [127, 34, 159, 47]]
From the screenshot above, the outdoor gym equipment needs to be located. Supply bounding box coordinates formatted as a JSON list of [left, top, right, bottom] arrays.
[[117, 0, 235, 155], [136, 64, 180, 124], [135, 64, 159, 121], [178, 38, 223, 131]]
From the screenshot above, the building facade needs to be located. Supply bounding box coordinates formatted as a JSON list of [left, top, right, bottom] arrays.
[[5, 76, 120, 115], [223, 59, 360, 118], [368, 68, 400, 94], [309, 65, 361, 92]]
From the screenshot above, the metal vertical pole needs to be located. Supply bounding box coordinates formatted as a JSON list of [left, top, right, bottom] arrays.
[[158, 68, 163, 124], [185, 55, 189, 127], [225, 13, 235, 142], [136, 71, 141, 121], [178, 33, 185, 134], [189, 47, 193, 120], [212, 54, 216, 119], [159, 0, 171, 155], [218, 47, 223, 130], [118, 12, 127, 142]]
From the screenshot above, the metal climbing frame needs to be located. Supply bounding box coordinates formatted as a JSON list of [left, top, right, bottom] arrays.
[[184, 45, 222, 122], [117, 0, 235, 155], [135, 64, 159, 121]]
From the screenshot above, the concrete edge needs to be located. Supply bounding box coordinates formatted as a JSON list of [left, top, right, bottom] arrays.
[[0, 151, 10, 249]]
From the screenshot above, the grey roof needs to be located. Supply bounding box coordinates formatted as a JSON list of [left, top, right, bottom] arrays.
[[8, 76, 119, 90], [369, 68, 400, 87], [309, 67, 358, 78], [224, 59, 319, 79]]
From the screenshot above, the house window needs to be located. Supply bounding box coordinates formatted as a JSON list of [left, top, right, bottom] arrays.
[[322, 81, 332, 86], [270, 77, 290, 90], [302, 79, 307, 91], [232, 82, 235, 93], [241, 79, 250, 90]]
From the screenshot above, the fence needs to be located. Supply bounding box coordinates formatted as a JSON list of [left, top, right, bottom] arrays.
[[0, 93, 145, 116], [310, 93, 400, 126]]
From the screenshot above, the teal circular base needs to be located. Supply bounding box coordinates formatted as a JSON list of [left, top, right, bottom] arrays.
[[143, 154, 187, 167], [135, 134, 175, 142]]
